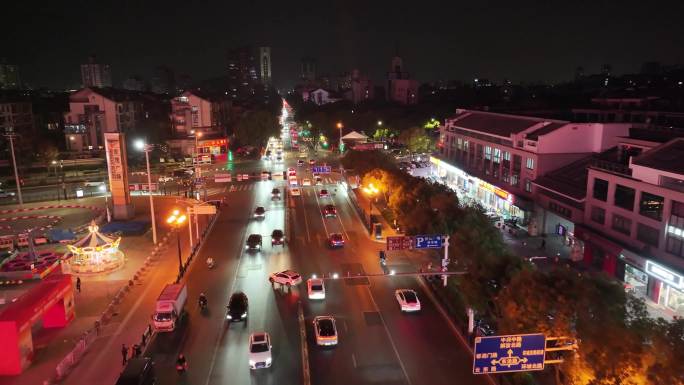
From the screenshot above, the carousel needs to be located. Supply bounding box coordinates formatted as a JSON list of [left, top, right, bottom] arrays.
[[66, 221, 124, 274]]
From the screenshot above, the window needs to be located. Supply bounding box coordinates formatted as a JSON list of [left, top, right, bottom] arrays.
[[593, 178, 608, 201], [639, 191, 664, 221], [612, 214, 632, 235], [485, 146, 492, 160], [463, 140, 469, 151], [513, 155, 522, 172], [524, 178, 532, 192], [503, 151, 511, 161], [614, 184, 635, 211], [457, 138, 463, 150], [636, 223, 659, 247], [590, 206, 605, 224], [511, 174, 519, 187], [526, 157, 535, 170], [493, 148, 501, 163]]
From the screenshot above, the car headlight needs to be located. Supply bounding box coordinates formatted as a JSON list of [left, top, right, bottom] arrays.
[[266, 358, 272, 364], [226, 314, 232, 319], [249, 359, 255, 365], [245, 245, 250, 249], [257, 245, 261, 249], [241, 312, 247, 318]]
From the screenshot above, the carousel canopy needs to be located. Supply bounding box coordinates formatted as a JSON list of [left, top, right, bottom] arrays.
[[71, 222, 117, 248]]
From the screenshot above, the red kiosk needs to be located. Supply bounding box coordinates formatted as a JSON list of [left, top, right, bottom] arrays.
[[0, 274, 75, 375]]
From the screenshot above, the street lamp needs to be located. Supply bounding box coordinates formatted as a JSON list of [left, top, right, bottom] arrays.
[[377, 120, 383, 126], [135, 140, 158, 245], [167, 210, 187, 276], [337, 122, 343, 152], [189, 130, 203, 178]]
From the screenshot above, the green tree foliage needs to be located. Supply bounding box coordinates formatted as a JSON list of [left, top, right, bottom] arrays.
[[397, 126, 434, 153], [341, 150, 399, 176], [234, 109, 280, 148]]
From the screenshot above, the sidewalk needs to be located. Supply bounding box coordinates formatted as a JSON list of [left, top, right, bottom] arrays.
[[0, 195, 209, 385]]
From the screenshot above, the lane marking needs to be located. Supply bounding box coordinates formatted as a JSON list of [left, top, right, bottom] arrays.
[[204, 209, 254, 385], [351, 353, 357, 368], [415, 277, 496, 385], [365, 284, 413, 385], [298, 302, 312, 385]]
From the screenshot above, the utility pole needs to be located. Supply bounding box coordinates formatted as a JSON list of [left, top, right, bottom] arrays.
[[4, 128, 23, 207], [442, 235, 450, 287], [143, 144, 158, 244]]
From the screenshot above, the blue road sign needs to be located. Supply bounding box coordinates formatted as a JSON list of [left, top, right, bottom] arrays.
[[414, 234, 443, 249], [311, 166, 332, 174], [473, 333, 546, 375]]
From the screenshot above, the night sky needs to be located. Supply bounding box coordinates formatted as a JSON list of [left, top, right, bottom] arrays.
[[4, 0, 684, 90]]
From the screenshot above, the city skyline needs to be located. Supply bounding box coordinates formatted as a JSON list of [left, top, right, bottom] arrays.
[[4, 0, 684, 90]]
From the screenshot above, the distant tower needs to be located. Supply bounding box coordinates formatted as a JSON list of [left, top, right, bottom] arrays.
[[601, 64, 612, 77], [81, 55, 112, 88], [0, 59, 21, 89], [258, 47, 272, 85], [301, 57, 317, 82]]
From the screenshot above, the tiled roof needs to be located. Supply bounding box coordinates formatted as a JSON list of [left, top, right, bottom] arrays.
[[525, 122, 566, 140], [632, 138, 684, 175], [450, 111, 567, 138], [533, 155, 596, 200], [89, 87, 146, 102]]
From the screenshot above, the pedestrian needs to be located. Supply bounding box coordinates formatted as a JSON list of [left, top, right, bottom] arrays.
[[141, 332, 147, 346], [76, 277, 81, 293], [121, 344, 128, 365], [540, 239, 546, 250]]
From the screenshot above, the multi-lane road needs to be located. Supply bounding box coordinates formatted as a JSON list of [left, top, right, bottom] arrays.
[[144, 155, 491, 385]]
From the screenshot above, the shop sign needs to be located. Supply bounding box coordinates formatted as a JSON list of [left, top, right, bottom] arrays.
[[645, 261, 684, 290], [619, 249, 647, 270], [200, 139, 227, 146], [494, 187, 509, 200]]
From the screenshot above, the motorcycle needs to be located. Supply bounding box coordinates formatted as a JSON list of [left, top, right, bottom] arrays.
[[206, 259, 215, 269], [176, 362, 188, 374]]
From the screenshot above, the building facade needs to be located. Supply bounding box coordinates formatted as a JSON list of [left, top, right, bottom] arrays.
[[0, 98, 33, 135], [81, 56, 112, 88], [169, 90, 231, 137], [386, 56, 418, 105], [579, 138, 684, 316], [258, 47, 272, 85], [63, 88, 143, 152], [434, 109, 630, 235], [0, 61, 21, 89]]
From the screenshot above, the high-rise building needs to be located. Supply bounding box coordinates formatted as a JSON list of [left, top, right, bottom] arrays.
[[0, 60, 22, 89], [258, 47, 272, 85], [226, 46, 272, 99], [81, 55, 112, 88], [386, 56, 418, 105], [301, 57, 317, 82], [122, 76, 145, 91], [151, 66, 175, 95]]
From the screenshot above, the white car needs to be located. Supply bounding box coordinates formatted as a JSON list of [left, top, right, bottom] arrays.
[[158, 176, 174, 183], [302, 178, 312, 186], [0, 189, 16, 198], [290, 187, 301, 196], [313, 316, 338, 346], [307, 278, 325, 300], [248, 332, 272, 369], [261, 171, 270, 180], [395, 289, 421, 312], [289, 177, 298, 187], [269, 270, 303, 286]]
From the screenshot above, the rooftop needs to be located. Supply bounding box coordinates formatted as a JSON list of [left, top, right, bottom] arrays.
[[632, 138, 684, 175], [449, 110, 567, 138], [533, 155, 595, 201]]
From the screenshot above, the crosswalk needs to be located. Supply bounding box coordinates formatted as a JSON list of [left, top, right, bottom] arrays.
[[220, 177, 338, 192]]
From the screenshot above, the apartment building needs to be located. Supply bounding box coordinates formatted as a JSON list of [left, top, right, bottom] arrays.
[[63, 88, 144, 152], [578, 137, 684, 316], [169, 89, 231, 137]]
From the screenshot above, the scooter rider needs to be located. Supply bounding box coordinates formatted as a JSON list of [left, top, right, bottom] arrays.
[[206, 257, 215, 268], [199, 293, 207, 308], [379, 250, 387, 265], [176, 353, 187, 373]]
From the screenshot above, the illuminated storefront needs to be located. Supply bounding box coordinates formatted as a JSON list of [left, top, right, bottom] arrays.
[[430, 156, 530, 225], [197, 138, 228, 161]]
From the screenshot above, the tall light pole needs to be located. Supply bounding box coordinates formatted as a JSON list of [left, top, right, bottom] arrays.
[[135, 140, 157, 245], [167, 210, 187, 276], [190, 130, 202, 178], [4, 128, 23, 206], [337, 122, 343, 153]]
